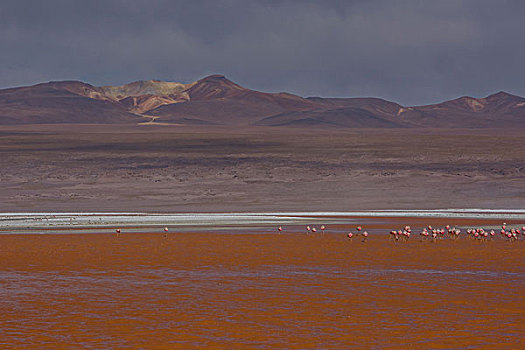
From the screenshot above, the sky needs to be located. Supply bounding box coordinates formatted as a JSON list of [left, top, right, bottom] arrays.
[[1, 0, 524, 105]]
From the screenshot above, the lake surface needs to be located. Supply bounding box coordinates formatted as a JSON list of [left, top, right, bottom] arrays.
[[1, 231, 524, 348]]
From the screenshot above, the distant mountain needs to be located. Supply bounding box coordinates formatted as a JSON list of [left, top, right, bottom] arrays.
[[0, 81, 141, 124], [255, 100, 404, 128], [148, 75, 318, 125], [1, 75, 525, 127], [396, 91, 525, 128]]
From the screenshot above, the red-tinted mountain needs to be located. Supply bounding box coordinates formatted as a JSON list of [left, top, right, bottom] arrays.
[[396, 91, 525, 127], [275, 97, 406, 127], [255, 107, 404, 128], [184, 74, 245, 100], [1, 75, 525, 128], [0, 81, 142, 125], [148, 75, 318, 125]]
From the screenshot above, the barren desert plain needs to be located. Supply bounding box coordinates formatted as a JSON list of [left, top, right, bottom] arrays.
[[2, 124, 525, 212], [1, 124, 525, 348]]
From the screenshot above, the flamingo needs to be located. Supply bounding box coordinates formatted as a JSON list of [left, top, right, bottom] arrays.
[[312, 227, 317, 233], [320, 225, 326, 234], [389, 230, 398, 241], [362, 231, 368, 242], [116, 228, 121, 237], [278, 226, 283, 233], [347, 232, 353, 242], [306, 226, 311, 234]]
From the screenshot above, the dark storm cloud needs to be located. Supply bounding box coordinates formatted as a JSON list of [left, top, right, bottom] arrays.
[[1, 0, 524, 105]]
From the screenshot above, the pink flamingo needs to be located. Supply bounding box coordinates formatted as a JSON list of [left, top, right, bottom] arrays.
[[390, 230, 398, 241], [312, 227, 317, 233], [420, 229, 428, 241], [116, 228, 121, 237], [320, 225, 326, 234], [278, 226, 283, 233], [361, 231, 368, 242], [347, 232, 353, 242], [306, 226, 311, 234]]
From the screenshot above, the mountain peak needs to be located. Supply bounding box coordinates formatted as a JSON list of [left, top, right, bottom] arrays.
[[485, 90, 520, 101], [187, 74, 246, 100], [200, 74, 227, 80]]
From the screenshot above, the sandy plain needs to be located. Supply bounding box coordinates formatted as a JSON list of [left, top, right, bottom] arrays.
[[1, 124, 525, 212]]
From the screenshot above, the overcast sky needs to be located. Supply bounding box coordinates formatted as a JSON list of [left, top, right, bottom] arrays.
[[1, 0, 524, 105]]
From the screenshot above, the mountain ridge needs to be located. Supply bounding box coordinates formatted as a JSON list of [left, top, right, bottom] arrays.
[[1, 75, 524, 127]]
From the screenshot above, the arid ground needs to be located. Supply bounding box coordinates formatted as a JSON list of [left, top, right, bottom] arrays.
[[1, 124, 525, 212]]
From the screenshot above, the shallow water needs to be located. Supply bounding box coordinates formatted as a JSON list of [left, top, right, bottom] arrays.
[[1, 232, 524, 349]]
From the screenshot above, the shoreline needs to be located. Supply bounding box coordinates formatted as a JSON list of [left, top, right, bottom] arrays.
[[1, 210, 525, 234]]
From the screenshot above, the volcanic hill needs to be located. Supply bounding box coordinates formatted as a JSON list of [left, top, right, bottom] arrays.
[[1, 75, 524, 127]]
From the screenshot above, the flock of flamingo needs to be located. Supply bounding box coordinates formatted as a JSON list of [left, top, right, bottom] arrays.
[[275, 222, 525, 243], [112, 222, 525, 242], [281, 224, 371, 241], [386, 222, 525, 242]]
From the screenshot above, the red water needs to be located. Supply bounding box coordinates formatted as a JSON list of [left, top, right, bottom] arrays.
[[1, 232, 524, 349]]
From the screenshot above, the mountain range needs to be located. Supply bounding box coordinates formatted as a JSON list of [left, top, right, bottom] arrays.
[[1, 74, 525, 127]]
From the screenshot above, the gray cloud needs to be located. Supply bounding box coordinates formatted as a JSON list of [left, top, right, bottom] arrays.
[[1, 0, 524, 105]]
